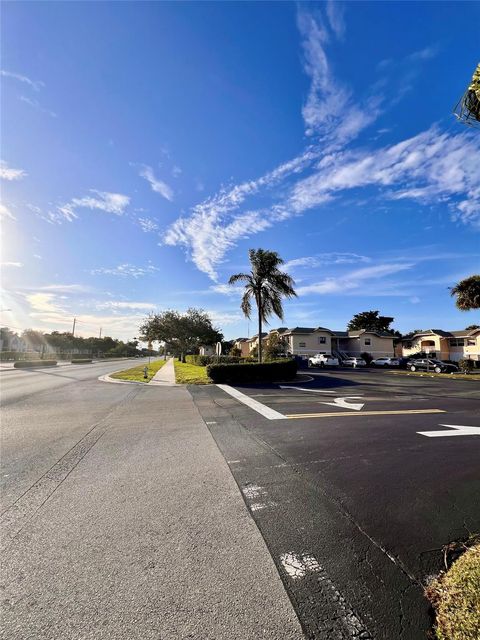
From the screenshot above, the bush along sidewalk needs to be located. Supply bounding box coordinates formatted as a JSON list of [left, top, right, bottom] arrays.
[[207, 359, 297, 383], [425, 537, 480, 640], [14, 360, 57, 368]]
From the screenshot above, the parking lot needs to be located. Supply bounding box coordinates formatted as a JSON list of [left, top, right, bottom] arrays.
[[191, 368, 480, 639]]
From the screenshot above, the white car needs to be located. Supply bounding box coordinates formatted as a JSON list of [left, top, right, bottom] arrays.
[[342, 357, 366, 367], [308, 353, 339, 367], [372, 357, 400, 367]]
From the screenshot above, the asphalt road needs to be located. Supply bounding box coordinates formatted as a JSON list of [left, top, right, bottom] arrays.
[[0, 359, 304, 640], [190, 367, 480, 639]]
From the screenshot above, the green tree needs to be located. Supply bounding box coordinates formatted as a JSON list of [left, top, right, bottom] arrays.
[[229, 249, 296, 363], [139, 308, 222, 362], [465, 324, 480, 330], [264, 333, 285, 361], [347, 310, 394, 333], [450, 275, 480, 311]]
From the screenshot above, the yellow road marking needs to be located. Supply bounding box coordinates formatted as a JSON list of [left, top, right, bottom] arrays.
[[286, 409, 446, 419]]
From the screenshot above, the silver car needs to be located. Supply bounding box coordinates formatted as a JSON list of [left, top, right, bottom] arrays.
[[342, 357, 367, 367], [372, 357, 400, 367]]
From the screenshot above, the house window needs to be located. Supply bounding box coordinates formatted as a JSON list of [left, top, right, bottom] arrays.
[[299, 342, 306, 348], [364, 338, 371, 346], [467, 339, 475, 346], [450, 339, 465, 347], [318, 336, 326, 344]]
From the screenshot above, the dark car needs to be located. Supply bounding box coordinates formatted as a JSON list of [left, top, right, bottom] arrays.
[[408, 358, 459, 374]]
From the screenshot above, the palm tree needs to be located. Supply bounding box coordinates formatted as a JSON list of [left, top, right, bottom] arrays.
[[229, 249, 297, 363], [450, 275, 480, 311]]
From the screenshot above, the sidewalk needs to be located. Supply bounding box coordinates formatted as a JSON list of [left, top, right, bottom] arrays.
[[1, 384, 303, 639], [151, 356, 176, 384]]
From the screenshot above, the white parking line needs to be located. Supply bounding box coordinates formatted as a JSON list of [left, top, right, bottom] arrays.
[[217, 384, 287, 420]]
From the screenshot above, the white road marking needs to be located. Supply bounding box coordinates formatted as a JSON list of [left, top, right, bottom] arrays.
[[217, 384, 287, 420], [287, 409, 445, 419], [242, 484, 266, 499], [417, 424, 480, 438], [280, 552, 321, 579], [251, 501, 277, 512], [321, 396, 365, 411], [205, 421, 217, 424]]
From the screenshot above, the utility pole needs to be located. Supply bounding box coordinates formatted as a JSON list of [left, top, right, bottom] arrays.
[[99, 327, 102, 339], [72, 318, 76, 337]]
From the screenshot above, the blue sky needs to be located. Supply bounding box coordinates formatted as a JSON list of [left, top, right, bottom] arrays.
[[1, 1, 479, 341]]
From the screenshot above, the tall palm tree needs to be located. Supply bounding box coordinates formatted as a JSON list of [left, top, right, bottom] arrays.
[[450, 275, 480, 311], [229, 249, 297, 363]]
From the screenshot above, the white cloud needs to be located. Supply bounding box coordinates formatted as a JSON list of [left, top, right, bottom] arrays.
[[297, 262, 415, 295], [49, 190, 130, 224], [326, 0, 346, 40], [0, 160, 26, 181], [208, 310, 242, 326], [172, 165, 182, 178], [137, 217, 159, 233], [139, 165, 174, 201], [210, 283, 244, 297], [27, 292, 64, 313], [1, 261, 23, 268], [90, 263, 159, 278], [0, 69, 44, 91], [20, 95, 57, 118], [284, 253, 371, 270], [95, 301, 155, 311], [0, 203, 16, 220]]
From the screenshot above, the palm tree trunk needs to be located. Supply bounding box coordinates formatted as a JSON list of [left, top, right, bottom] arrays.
[[257, 291, 262, 363]]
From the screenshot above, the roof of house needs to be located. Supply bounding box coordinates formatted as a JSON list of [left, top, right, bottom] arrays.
[[234, 337, 248, 342], [284, 327, 316, 335], [332, 330, 348, 337], [402, 328, 479, 341], [347, 329, 394, 338]]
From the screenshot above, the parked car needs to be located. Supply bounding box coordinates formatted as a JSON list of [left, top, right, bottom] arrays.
[[408, 359, 459, 374], [342, 357, 367, 367], [372, 357, 400, 367], [308, 353, 339, 367]]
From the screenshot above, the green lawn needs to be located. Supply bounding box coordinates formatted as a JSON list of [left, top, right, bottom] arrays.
[[174, 359, 211, 384], [110, 359, 166, 383], [426, 542, 480, 640], [389, 370, 480, 381]]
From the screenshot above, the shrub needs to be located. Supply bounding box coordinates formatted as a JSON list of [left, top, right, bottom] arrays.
[[185, 354, 248, 366], [14, 360, 57, 368], [71, 358, 92, 364], [206, 359, 297, 383], [458, 359, 475, 372]]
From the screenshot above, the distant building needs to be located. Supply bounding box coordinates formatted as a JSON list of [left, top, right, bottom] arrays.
[[401, 328, 480, 362]]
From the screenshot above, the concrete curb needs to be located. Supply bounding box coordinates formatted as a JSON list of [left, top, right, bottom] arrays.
[[98, 371, 177, 387]]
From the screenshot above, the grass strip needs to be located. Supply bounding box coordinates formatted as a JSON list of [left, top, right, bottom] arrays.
[[426, 542, 480, 640], [110, 359, 166, 383], [174, 360, 211, 384], [389, 370, 480, 381]]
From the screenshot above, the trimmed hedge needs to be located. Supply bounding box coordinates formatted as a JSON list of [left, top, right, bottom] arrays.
[[14, 360, 57, 368], [186, 354, 255, 366], [71, 359, 92, 364], [207, 359, 297, 383]]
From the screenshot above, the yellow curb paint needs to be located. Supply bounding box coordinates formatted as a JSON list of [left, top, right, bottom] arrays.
[[286, 409, 446, 419]]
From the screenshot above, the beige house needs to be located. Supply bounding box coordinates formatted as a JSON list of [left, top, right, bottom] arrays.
[[247, 332, 268, 354], [401, 329, 480, 362], [199, 344, 215, 356], [232, 338, 250, 358]]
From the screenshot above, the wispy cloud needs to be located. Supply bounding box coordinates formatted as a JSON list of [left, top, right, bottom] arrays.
[[137, 217, 159, 233], [1, 261, 23, 268], [20, 95, 57, 118], [297, 262, 415, 295], [139, 165, 174, 201], [326, 0, 346, 40], [284, 253, 371, 270], [95, 300, 155, 311], [0, 69, 44, 91], [172, 165, 182, 178], [0, 160, 26, 181], [46, 190, 130, 224], [90, 263, 159, 278], [27, 292, 64, 313], [0, 203, 16, 220]]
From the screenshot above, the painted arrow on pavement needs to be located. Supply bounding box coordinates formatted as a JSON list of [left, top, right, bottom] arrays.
[[417, 424, 480, 438], [321, 397, 365, 411]]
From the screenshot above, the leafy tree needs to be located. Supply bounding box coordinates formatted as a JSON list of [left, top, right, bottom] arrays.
[[221, 340, 235, 355], [347, 310, 395, 333], [21, 329, 45, 351], [450, 275, 480, 311], [264, 333, 285, 361], [465, 324, 480, 330], [230, 346, 242, 357], [139, 308, 222, 362], [229, 249, 296, 363]]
